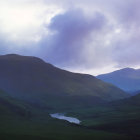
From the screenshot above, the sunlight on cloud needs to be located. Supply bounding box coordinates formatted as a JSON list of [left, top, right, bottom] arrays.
[[0, 0, 63, 45], [114, 28, 121, 34]]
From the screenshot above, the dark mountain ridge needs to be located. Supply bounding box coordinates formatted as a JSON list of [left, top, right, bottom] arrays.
[[0, 54, 128, 109]]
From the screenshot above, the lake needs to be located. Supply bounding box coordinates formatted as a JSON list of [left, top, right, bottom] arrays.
[[50, 113, 81, 124]]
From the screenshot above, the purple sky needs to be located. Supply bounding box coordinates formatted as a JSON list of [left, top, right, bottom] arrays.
[[0, 0, 140, 75]]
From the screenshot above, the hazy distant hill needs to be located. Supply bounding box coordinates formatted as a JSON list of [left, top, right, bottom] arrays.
[[97, 68, 140, 94], [0, 54, 128, 109]]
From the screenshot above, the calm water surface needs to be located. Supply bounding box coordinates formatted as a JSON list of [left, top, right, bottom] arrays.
[[50, 113, 81, 124]]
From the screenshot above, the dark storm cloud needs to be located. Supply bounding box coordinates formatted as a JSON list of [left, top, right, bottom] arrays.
[[39, 0, 140, 72], [113, 0, 140, 27], [113, 31, 140, 67], [0, 0, 140, 74], [40, 9, 108, 68], [108, 0, 140, 68]]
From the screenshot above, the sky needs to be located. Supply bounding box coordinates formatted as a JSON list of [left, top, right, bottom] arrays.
[[0, 0, 140, 75]]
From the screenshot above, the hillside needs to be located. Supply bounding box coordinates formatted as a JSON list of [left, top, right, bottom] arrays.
[[0, 89, 32, 120], [0, 90, 128, 140], [97, 68, 140, 93], [112, 93, 140, 106], [0, 89, 138, 140], [0, 54, 128, 109], [67, 93, 140, 139]]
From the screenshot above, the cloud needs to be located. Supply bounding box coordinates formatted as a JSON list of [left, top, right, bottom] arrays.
[[0, 0, 140, 75], [0, 0, 63, 46], [113, 29, 140, 67], [39, 9, 112, 70]]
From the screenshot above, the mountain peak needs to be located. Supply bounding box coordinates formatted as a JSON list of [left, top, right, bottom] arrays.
[[0, 54, 45, 63], [97, 67, 140, 93], [4, 54, 21, 57], [120, 67, 135, 72], [0, 54, 128, 107]]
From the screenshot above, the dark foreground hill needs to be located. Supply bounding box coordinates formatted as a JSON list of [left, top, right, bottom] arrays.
[[0, 54, 128, 109], [68, 93, 140, 139], [0, 89, 138, 140], [0, 89, 129, 140], [97, 68, 140, 93], [0, 89, 28, 117]]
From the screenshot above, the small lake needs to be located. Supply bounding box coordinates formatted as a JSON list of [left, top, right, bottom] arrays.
[[50, 113, 81, 124]]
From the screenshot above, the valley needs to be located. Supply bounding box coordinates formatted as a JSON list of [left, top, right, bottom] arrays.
[[0, 54, 139, 140]]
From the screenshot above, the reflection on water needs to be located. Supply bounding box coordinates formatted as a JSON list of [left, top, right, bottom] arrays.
[[50, 113, 81, 124]]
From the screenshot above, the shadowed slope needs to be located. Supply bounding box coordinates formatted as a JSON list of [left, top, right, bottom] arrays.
[[0, 54, 128, 109]]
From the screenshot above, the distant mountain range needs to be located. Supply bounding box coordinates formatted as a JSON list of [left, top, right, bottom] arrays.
[[0, 54, 128, 109], [97, 68, 140, 94]]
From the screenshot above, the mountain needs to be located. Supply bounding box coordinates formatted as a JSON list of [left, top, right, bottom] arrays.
[[97, 68, 140, 93], [0, 54, 128, 109]]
